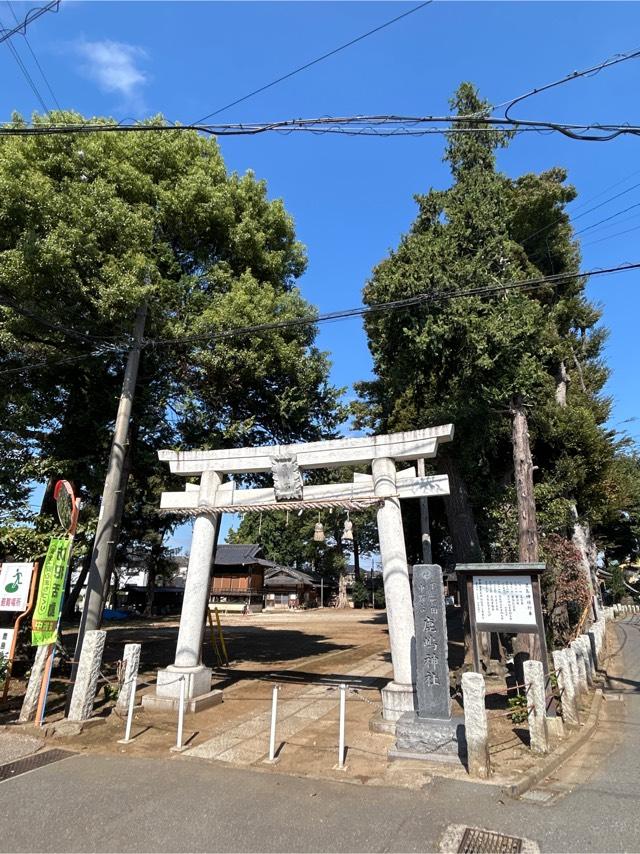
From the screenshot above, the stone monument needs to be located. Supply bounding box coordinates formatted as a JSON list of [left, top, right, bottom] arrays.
[[390, 564, 465, 763]]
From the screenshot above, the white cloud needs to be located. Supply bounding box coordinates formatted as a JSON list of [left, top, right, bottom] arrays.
[[76, 40, 148, 99]]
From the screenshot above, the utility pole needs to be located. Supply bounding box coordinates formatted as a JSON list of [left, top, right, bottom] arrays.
[[417, 458, 432, 563], [68, 305, 147, 696]]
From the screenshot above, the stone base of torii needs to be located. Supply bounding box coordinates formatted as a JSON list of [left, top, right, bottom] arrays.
[[142, 425, 453, 721]]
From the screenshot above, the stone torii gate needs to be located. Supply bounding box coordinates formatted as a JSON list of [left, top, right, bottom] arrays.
[[145, 424, 453, 721]]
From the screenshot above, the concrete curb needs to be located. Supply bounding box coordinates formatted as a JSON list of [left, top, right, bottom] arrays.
[[502, 688, 603, 799]]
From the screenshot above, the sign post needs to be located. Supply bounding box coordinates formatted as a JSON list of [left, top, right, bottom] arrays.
[[33, 480, 80, 725], [456, 563, 551, 692], [0, 563, 38, 704]]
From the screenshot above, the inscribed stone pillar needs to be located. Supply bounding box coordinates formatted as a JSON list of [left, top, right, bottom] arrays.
[[372, 457, 416, 720], [462, 672, 490, 778], [413, 565, 450, 719], [524, 659, 548, 754], [152, 470, 221, 706], [68, 630, 107, 722], [565, 646, 580, 695], [116, 643, 141, 713], [19, 645, 50, 723], [571, 640, 589, 694], [578, 637, 594, 686], [552, 649, 579, 727]]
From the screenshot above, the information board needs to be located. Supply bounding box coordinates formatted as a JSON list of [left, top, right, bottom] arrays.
[[473, 574, 536, 627], [0, 563, 34, 612], [0, 628, 14, 663]]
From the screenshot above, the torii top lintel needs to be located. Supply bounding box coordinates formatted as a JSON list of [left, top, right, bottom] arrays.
[[158, 425, 454, 476]]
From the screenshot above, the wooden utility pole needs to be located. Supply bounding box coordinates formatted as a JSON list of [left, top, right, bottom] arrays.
[[68, 305, 147, 694]]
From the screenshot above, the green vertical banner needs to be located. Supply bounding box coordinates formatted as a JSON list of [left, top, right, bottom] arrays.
[[32, 537, 72, 646]]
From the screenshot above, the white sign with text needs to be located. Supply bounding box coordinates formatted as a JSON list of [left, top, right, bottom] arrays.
[[473, 574, 536, 626], [0, 563, 34, 612]]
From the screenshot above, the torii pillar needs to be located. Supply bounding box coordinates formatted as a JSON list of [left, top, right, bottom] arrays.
[[146, 425, 454, 719]]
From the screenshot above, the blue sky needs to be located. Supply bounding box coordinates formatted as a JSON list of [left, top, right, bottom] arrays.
[[3, 1, 639, 551]]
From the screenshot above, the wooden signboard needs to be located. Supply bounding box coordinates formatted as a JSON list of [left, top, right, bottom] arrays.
[[456, 563, 551, 689]]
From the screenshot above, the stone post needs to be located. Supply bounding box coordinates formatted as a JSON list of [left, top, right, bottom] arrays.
[[19, 645, 50, 723], [462, 672, 490, 778], [372, 457, 416, 720], [578, 637, 594, 686], [524, 659, 548, 754], [146, 470, 222, 711], [571, 640, 589, 694], [552, 649, 579, 727], [116, 643, 141, 714], [68, 630, 107, 721], [565, 646, 580, 695]]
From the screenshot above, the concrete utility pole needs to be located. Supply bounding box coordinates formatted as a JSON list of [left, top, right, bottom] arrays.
[[69, 305, 147, 694], [417, 458, 432, 563]]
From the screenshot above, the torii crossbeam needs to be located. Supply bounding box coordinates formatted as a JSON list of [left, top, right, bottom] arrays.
[[145, 425, 454, 721]]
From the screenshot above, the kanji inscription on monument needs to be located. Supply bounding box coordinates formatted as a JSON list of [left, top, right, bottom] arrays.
[[473, 574, 536, 627], [413, 564, 450, 719]]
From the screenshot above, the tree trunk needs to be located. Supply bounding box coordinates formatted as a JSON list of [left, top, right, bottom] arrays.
[[353, 536, 361, 582], [336, 570, 349, 608], [437, 451, 484, 666], [511, 400, 539, 563], [144, 527, 169, 617], [511, 398, 540, 666], [555, 360, 569, 407], [438, 451, 482, 563]]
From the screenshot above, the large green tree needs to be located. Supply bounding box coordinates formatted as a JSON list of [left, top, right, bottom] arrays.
[[355, 83, 629, 640], [0, 113, 342, 570]]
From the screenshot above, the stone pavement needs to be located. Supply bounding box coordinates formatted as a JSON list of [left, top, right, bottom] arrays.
[[0, 617, 638, 852]]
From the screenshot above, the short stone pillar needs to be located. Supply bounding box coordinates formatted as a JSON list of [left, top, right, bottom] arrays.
[[524, 659, 548, 754], [144, 470, 223, 713], [571, 640, 589, 694], [578, 637, 594, 686], [68, 630, 107, 722], [373, 457, 416, 720], [552, 649, 579, 727], [19, 645, 50, 723], [565, 646, 581, 695], [392, 565, 464, 761], [116, 643, 141, 714], [462, 672, 490, 778]]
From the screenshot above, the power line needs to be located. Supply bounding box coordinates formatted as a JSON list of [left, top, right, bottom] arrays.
[[2, 262, 638, 378], [583, 222, 640, 249], [192, 2, 432, 124], [6, 0, 61, 111], [0, 11, 49, 113], [0, 0, 59, 46], [574, 201, 640, 237], [141, 262, 640, 349]]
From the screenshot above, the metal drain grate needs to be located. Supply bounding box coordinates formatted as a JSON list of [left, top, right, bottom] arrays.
[[0, 749, 75, 783], [458, 827, 523, 853]]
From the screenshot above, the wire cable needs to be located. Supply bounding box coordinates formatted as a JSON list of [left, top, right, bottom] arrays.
[[192, 2, 432, 124], [0, 0, 59, 47], [0, 11, 49, 113], [2, 262, 638, 378], [6, 0, 61, 111]]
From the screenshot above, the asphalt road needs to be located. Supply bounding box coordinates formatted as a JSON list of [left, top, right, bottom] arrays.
[[1, 618, 638, 853]]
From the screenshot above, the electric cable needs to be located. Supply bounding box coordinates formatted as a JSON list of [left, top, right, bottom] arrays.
[[192, 2, 432, 124], [6, 0, 61, 111], [1, 261, 637, 378], [0, 11, 49, 113], [0, 0, 59, 47]]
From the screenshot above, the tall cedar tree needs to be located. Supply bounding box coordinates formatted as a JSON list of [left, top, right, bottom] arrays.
[[355, 83, 633, 631]]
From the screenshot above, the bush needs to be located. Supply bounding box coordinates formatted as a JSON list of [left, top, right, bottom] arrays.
[[351, 580, 370, 608]]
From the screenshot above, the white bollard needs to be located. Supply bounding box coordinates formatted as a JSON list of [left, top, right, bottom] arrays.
[[524, 660, 548, 754], [268, 685, 279, 762], [118, 677, 137, 744], [461, 672, 490, 778], [173, 676, 186, 752], [552, 650, 579, 727], [338, 683, 346, 769]]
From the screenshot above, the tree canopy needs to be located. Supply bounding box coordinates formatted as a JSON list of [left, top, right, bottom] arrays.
[[0, 113, 343, 565]]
